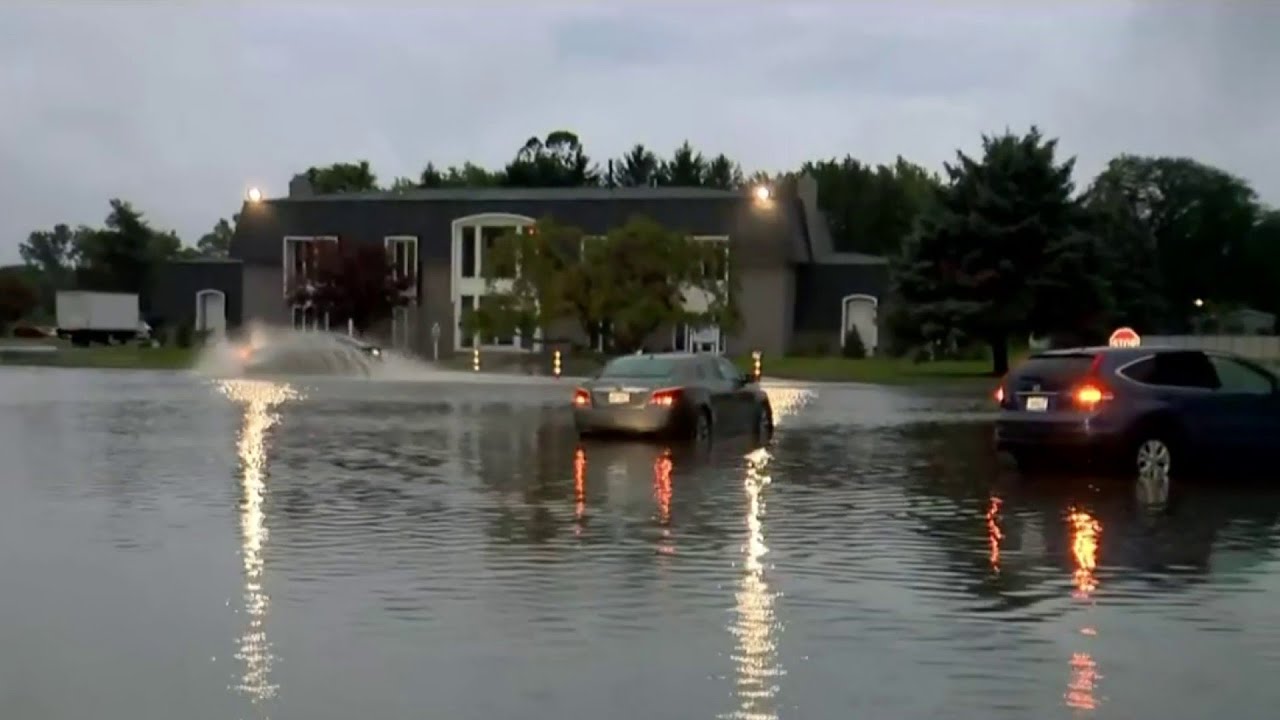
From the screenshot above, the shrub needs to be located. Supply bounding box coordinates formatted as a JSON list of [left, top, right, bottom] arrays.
[[842, 329, 868, 358]]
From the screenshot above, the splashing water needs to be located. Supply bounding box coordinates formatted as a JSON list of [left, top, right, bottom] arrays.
[[194, 322, 573, 385]]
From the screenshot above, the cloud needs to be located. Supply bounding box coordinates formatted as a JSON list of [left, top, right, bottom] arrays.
[[1, 1, 1276, 262]]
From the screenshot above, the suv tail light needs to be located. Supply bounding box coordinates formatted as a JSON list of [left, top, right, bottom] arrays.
[[572, 388, 591, 407], [1071, 355, 1113, 410], [1072, 382, 1113, 410], [648, 388, 680, 407], [994, 384, 1006, 405]]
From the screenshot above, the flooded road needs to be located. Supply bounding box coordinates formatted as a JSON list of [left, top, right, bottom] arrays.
[[2, 368, 1279, 719]]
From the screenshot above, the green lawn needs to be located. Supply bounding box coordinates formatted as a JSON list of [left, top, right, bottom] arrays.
[[735, 355, 1002, 385], [0, 340, 197, 370]]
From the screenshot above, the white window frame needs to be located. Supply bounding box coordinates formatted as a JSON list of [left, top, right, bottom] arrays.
[[282, 235, 338, 298], [839, 293, 879, 355], [691, 235, 731, 284], [450, 213, 534, 352], [289, 304, 330, 332], [384, 235, 419, 298], [672, 323, 725, 354]]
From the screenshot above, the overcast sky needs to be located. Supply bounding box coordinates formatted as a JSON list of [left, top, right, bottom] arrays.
[[1, 1, 1276, 262]]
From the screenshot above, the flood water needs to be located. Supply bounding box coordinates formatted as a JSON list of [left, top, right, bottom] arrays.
[[2, 367, 1279, 720]]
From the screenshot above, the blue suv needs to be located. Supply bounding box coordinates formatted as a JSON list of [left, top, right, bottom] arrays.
[[994, 346, 1280, 477]]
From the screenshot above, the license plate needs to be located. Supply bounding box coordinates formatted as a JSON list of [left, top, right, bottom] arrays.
[[1025, 396, 1049, 412], [608, 391, 630, 404]]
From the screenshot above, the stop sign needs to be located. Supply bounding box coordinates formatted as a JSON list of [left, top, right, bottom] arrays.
[[1108, 326, 1141, 348]]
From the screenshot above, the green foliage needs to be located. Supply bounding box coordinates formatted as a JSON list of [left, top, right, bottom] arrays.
[[195, 216, 236, 258], [1084, 155, 1265, 331], [305, 160, 378, 194], [802, 155, 943, 255], [841, 329, 867, 358], [504, 131, 600, 187], [462, 214, 738, 354], [895, 126, 1095, 374], [0, 269, 39, 332], [291, 243, 412, 332]]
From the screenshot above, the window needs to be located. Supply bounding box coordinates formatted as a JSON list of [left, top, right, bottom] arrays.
[[283, 236, 337, 297], [1119, 352, 1219, 389], [479, 295, 514, 346], [391, 306, 410, 349], [1010, 354, 1098, 392], [693, 236, 730, 283], [458, 295, 475, 348], [459, 227, 478, 278], [714, 357, 743, 383], [600, 355, 680, 379], [1209, 356, 1275, 395], [672, 323, 688, 352], [480, 226, 517, 279], [385, 236, 418, 293], [290, 304, 328, 332], [590, 320, 612, 353]]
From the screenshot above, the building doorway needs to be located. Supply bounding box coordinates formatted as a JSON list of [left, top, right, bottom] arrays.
[[195, 289, 227, 340], [840, 294, 878, 356]]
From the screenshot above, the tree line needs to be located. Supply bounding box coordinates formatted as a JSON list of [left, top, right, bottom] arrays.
[[7, 127, 1278, 371]]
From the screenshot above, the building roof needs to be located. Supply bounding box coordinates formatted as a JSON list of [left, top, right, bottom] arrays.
[[269, 185, 745, 203]]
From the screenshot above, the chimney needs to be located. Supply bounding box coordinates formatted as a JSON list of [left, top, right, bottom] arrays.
[[288, 173, 314, 198], [794, 172, 818, 207]]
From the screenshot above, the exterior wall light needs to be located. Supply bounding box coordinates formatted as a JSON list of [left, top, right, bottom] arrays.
[[753, 185, 771, 202], [247, 187, 263, 203]]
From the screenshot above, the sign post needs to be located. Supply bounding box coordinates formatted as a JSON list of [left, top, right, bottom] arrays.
[[430, 322, 441, 362], [1108, 327, 1141, 348]]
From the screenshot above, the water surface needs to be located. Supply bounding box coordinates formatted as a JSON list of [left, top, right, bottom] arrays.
[[1, 367, 1278, 720]]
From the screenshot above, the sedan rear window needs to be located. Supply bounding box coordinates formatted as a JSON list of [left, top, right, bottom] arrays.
[[1008, 354, 1096, 391], [599, 355, 679, 379]]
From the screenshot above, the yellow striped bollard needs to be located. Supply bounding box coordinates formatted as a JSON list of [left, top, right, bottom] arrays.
[[552, 349, 562, 378], [472, 347, 480, 372], [751, 350, 762, 382]]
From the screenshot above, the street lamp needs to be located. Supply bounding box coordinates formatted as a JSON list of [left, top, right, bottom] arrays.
[[246, 187, 263, 203], [1193, 298, 1205, 308]]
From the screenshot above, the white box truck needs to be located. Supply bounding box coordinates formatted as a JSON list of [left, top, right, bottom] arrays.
[[56, 291, 143, 346]]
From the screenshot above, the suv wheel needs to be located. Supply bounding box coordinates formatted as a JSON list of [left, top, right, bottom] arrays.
[[1134, 434, 1175, 480]]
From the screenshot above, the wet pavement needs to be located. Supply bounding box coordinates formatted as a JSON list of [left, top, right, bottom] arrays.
[[1, 367, 1279, 720]]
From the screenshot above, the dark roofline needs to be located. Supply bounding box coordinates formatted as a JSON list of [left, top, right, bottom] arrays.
[[268, 186, 748, 203]]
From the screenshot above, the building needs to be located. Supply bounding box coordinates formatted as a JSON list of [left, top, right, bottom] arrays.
[[153, 174, 890, 357]]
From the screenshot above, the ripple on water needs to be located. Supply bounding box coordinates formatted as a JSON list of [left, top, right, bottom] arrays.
[[3, 370, 1280, 719]]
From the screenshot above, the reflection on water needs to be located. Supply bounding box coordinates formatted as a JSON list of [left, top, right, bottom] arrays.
[[653, 449, 674, 554], [1066, 508, 1103, 712], [726, 447, 780, 720], [987, 495, 1003, 573], [217, 379, 300, 710], [8, 371, 1280, 720], [722, 389, 810, 720]]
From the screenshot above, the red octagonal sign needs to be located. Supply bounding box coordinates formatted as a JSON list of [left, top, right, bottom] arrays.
[[1108, 326, 1141, 348]]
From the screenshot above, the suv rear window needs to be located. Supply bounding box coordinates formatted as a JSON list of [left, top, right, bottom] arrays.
[[1119, 351, 1219, 389], [599, 355, 679, 379], [1008, 354, 1096, 391]]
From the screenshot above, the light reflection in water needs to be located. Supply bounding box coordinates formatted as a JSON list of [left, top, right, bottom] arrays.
[[653, 448, 674, 554], [723, 386, 811, 720], [218, 379, 300, 710], [1065, 508, 1103, 712], [573, 446, 587, 536], [986, 496, 1003, 573]]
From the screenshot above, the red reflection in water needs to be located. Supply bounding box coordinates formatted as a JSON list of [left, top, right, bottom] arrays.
[[1065, 508, 1103, 711], [986, 496, 1003, 573], [1069, 509, 1101, 597], [1066, 652, 1100, 711], [573, 447, 586, 535], [653, 449, 674, 554]]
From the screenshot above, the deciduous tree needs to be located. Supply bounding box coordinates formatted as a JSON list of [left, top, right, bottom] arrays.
[[304, 160, 379, 194], [0, 270, 39, 333], [290, 243, 412, 332]]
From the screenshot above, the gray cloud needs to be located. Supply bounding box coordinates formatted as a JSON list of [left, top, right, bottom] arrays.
[[1, 1, 1276, 262]]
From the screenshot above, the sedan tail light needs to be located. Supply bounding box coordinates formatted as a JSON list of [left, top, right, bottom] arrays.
[[648, 388, 681, 407], [572, 388, 591, 407]]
